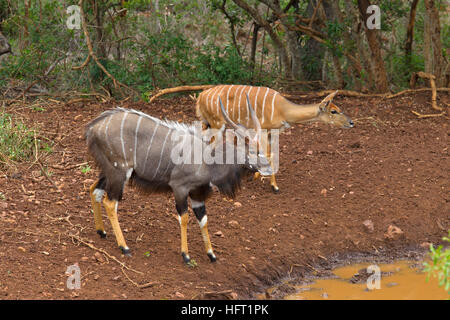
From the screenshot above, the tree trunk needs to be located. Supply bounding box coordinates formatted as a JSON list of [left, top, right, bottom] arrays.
[[250, 23, 260, 70], [357, 0, 388, 92], [321, 0, 344, 88], [299, 0, 324, 81], [423, 0, 446, 87], [232, 0, 293, 79], [333, 0, 362, 89], [405, 0, 419, 67]]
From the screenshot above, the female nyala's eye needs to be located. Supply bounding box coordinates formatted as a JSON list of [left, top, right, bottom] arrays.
[[331, 110, 338, 114]]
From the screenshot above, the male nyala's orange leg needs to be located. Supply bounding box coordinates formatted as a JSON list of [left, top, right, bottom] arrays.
[[178, 213, 190, 263], [192, 200, 216, 262], [103, 196, 130, 256], [89, 180, 107, 238]]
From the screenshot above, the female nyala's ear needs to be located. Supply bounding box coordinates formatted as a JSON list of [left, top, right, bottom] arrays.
[[319, 90, 338, 112]]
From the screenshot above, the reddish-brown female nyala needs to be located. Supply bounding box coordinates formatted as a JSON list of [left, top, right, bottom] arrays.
[[196, 85, 354, 192]]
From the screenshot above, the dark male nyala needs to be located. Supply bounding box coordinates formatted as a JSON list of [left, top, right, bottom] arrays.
[[85, 96, 272, 264]]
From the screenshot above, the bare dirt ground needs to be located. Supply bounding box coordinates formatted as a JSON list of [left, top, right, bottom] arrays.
[[0, 92, 448, 299]]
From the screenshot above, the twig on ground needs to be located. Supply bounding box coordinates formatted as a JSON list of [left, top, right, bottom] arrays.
[[69, 233, 143, 275], [121, 267, 157, 288]]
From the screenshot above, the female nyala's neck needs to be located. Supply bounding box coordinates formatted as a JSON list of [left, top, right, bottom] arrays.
[[279, 98, 321, 124]]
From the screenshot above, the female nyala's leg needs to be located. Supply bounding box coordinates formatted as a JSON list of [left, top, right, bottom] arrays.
[[254, 143, 280, 193], [191, 200, 216, 262], [89, 179, 107, 238], [103, 195, 130, 256]]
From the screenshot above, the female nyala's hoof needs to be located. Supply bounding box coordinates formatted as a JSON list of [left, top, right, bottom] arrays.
[[120, 246, 132, 257], [182, 252, 191, 264], [207, 252, 217, 263], [271, 185, 280, 194], [97, 230, 107, 238]]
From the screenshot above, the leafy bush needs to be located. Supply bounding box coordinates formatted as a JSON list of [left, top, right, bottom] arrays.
[[424, 231, 450, 296], [0, 112, 36, 164]]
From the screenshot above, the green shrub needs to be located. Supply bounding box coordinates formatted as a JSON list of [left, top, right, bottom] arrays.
[[0, 112, 36, 164], [424, 231, 450, 296]]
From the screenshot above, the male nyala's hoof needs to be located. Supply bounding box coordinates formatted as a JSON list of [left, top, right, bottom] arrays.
[[97, 230, 107, 238], [182, 252, 191, 264], [120, 246, 132, 257], [271, 185, 280, 194], [207, 252, 217, 263]]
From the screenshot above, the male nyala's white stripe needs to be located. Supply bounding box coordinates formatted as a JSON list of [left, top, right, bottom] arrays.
[[134, 116, 143, 167], [120, 112, 129, 168], [152, 129, 171, 179], [93, 188, 105, 203], [143, 122, 160, 173], [190, 199, 205, 209], [198, 215, 208, 229]]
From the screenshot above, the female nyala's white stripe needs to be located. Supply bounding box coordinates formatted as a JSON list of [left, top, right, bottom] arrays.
[[225, 85, 234, 115], [204, 87, 215, 113], [208, 86, 220, 113], [271, 91, 278, 122], [261, 87, 270, 125], [245, 86, 253, 126], [120, 112, 129, 168], [134, 116, 142, 167], [233, 85, 243, 120], [215, 86, 227, 115], [152, 129, 171, 179], [212, 85, 223, 113], [237, 85, 246, 123], [254, 86, 261, 119]]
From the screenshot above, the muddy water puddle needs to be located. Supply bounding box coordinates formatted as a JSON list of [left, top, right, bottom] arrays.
[[262, 260, 448, 300]]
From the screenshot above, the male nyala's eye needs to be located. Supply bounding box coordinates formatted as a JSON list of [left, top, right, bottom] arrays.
[[331, 110, 338, 114]]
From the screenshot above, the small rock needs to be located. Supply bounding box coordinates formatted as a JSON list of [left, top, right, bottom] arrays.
[[228, 220, 239, 228], [307, 150, 313, 155], [175, 291, 185, 298], [18, 246, 26, 252], [41, 251, 50, 256], [386, 282, 398, 288], [81, 256, 89, 262], [420, 242, 432, 249], [384, 225, 404, 240], [320, 188, 327, 197], [363, 219, 374, 233], [229, 292, 238, 300], [233, 202, 242, 208], [113, 276, 121, 281], [94, 252, 105, 263], [74, 115, 83, 121], [214, 231, 224, 238]]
